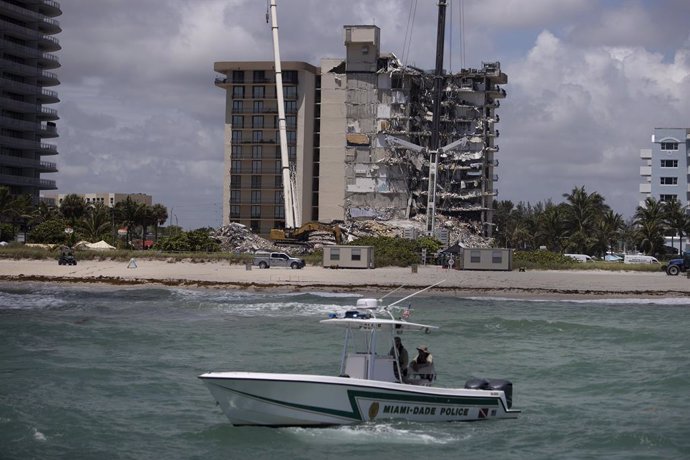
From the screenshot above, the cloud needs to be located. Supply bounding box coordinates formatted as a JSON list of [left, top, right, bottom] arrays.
[[499, 29, 690, 215], [46, 0, 690, 228]]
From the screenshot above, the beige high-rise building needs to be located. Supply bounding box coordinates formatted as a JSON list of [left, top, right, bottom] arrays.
[[214, 25, 507, 238]]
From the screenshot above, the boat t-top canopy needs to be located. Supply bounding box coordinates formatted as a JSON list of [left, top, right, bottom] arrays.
[[320, 317, 438, 332]]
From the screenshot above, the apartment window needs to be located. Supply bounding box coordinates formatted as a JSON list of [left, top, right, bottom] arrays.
[[274, 190, 282, 204], [231, 159, 241, 172], [288, 146, 296, 161], [253, 70, 266, 83], [251, 190, 261, 203], [231, 130, 242, 143], [252, 130, 263, 143], [252, 145, 262, 158], [232, 115, 243, 128], [275, 176, 282, 188], [232, 70, 244, 83], [231, 175, 241, 189], [286, 131, 296, 144], [660, 177, 678, 185], [661, 160, 678, 168], [661, 142, 679, 151], [252, 115, 264, 128], [253, 100, 264, 113], [351, 248, 361, 261], [330, 248, 340, 261], [251, 205, 261, 218], [274, 205, 285, 218], [283, 86, 297, 99], [232, 100, 243, 113], [231, 145, 241, 157], [230, 190, 241, 203], [232, 86, 245, 98], [283, 70, 298, 84], [252, 160, 261, 174], [230, 205, 240, 218], [660, 194, 677, 202], [251, 175, 261, 188], [470, 250, 481, 263], [252, 86, 265, 99], [285, 100, 297, 113], [287, 115, 297, 129]]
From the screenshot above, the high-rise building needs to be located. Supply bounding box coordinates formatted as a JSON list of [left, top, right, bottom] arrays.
[[214, 62, 317, 235], [214, 25, 506, 238], [0, 0, 61, 201], [639, 128, 690, 207]]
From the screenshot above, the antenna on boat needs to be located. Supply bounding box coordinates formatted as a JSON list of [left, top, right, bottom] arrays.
[[386, 280, 445, 310], [380, 285, 407, 301]]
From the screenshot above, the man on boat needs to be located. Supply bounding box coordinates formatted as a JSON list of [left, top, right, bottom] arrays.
[[410, 345, 434, 381], [389, 337, 409, 381]]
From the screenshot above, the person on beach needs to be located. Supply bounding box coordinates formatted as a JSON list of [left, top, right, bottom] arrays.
[[410, 345, 434, 381], [389, 336, 409, 381]]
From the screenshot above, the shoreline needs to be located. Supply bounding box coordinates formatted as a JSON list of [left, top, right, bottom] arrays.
[[2, 259, 689, 300]]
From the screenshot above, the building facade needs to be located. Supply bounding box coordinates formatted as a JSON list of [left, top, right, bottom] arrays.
[[0, 0, 61, 200], [41, 192, 153, 208], [215, 25, 506, 237], [640, 128, 690, 207], [214, 61, 317, 235]]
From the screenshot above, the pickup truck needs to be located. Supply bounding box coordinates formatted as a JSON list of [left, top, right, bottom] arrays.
[[253, 251, 305, 269]]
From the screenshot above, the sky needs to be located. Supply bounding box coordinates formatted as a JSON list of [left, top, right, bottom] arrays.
[[52, 0, 690, 229]]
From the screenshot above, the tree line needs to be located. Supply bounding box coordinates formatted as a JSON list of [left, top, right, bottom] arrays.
[[493, 186, 686, 257], [0, 187, 168, 249]]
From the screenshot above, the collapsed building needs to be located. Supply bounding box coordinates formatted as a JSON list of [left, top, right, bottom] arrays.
[[214, 25, 506, 241]]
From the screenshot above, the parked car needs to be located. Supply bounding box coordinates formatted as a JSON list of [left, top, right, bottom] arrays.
[[623, 254, 659, 264], [564, 254, 594, 263], [253, 251, 305, 269]]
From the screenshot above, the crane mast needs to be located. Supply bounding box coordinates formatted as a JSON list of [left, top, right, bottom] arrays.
[[268, 0, 300, 229]]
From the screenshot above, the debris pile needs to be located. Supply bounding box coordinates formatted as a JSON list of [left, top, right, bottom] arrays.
[[210, 223, 279, 253]]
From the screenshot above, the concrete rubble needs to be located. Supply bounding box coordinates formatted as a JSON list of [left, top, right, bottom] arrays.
[[210, 218, 492, 254]]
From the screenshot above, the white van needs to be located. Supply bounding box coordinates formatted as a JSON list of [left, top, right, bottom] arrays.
[[623, 255, 659, 264], [565, 254, 594, 263]]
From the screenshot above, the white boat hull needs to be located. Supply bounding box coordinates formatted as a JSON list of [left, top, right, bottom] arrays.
[[199, 372, 520, 426]]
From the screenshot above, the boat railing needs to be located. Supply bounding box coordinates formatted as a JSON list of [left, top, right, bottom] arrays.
[[406, 363, 437, 386]]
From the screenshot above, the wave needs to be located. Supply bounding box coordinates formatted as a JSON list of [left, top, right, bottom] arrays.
[[463, 296, 690, 306]]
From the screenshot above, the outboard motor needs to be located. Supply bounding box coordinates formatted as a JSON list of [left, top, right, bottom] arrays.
[[465, 378, 514, 408]]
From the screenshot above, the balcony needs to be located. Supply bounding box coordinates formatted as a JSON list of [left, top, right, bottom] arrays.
[[38, 69, 60, 86], [640, 149, 652, 159], [639, 183, 651, 193], [40, 0, 62, 17], [39, 106, 59, 120], [40, 142, 58, 155], [0, 173, 56, 189], [640, 166, 651, 176], [0, 154, 57, 172], [0, 134, 40, 150], [39, 88, 59, 103], [0, 96, 39, 114]]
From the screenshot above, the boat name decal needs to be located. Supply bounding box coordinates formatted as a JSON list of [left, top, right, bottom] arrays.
[[381, 405, 470, 417]]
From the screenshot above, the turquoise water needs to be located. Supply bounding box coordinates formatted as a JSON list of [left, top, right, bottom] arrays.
[[1, 283, 689, 459]]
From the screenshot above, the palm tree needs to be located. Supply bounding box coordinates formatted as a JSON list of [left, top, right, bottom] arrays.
[[663, 198, 688, 253], [536, 204, 565, 252], [562, 186, 608, 254], [59, 194, 86, 226], [599, 209, 625, 255], [76, 203, 112, 242], [151, 203, 168, 242], [113, 197, 144, 246], [634, 197, 666, 255]]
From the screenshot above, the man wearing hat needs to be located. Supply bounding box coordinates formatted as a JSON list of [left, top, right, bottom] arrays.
[[410, 345, 434, 381]]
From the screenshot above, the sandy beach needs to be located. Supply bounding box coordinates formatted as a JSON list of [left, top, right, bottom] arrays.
[[1, 258, 689, 299]]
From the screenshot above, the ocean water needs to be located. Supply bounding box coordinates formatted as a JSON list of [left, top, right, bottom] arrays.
[[1, 282, 689, 460]]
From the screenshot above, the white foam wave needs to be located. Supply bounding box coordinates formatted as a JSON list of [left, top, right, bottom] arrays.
[[287, 423, 460, 445], [0, 291, 67, 310], [216, 301, 351, 317], [463, 296, 690, 306], [32, 427, 47, 442]]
